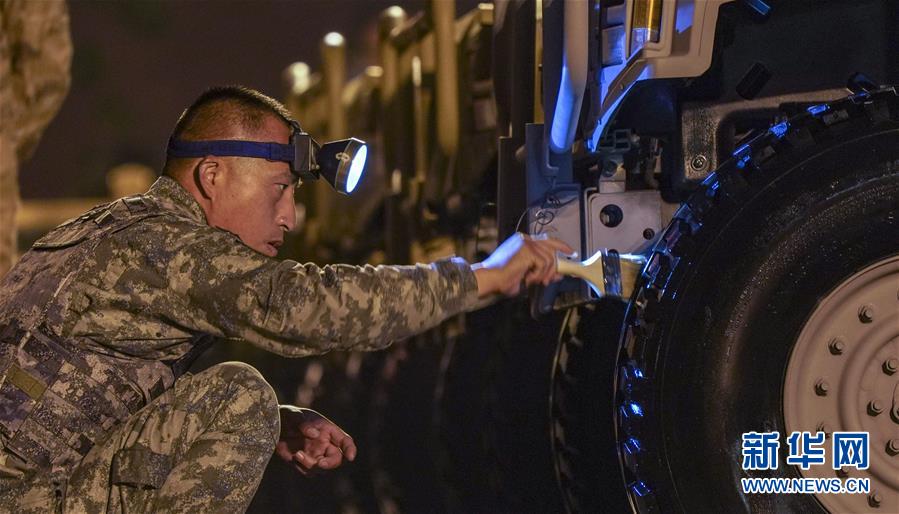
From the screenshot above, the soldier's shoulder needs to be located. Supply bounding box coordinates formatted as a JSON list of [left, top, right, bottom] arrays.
[[111, 196, 246, 255], [31, 195, 199, 251]]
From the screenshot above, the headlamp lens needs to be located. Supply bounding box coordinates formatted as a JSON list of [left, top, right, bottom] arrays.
[[346, 144, 366, 193], [318, 137, 366, 195]]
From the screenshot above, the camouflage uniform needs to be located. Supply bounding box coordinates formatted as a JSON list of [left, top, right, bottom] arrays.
[[0, 0, 72, 276], [0, 176, 480, 512]]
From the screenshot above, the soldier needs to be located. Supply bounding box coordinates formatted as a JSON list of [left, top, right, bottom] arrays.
[[0, 85, 571, 513]]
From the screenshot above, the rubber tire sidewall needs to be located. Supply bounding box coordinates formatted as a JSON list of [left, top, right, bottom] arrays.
[[645, 129, 899, 512]]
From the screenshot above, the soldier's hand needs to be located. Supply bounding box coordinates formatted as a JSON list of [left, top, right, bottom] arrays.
[[276, 405, 356, 476], [471, 233, 574, 297]]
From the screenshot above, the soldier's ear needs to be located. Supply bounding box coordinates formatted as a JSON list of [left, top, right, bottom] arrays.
[[195, 157, 221, 200]]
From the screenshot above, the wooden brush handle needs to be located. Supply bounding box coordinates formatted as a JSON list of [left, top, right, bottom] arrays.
[[556, 250, 647, 299], [556, 251, 607, 296]]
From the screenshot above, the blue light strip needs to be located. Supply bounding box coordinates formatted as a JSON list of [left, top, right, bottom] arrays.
[[630, 480, 652, 497], [624, 437, 643, 454], [807, 104, 829, 116], [628, 402, 644, 417], [733, 144, 752, 169], [769, 121, 789, 139], [550, 64, 580, 153]]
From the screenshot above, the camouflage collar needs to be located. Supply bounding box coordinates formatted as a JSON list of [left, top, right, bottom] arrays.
[[145, 176, 208, 224]]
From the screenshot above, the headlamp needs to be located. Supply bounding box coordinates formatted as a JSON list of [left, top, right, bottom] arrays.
[[166, 120, 368, 195]]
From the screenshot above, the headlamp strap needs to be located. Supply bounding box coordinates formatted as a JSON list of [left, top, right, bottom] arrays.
[[166, 138, 295, 163]]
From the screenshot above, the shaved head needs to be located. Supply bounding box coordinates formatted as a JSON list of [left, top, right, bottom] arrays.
[[162, 86, 298, 257], [163, 85, 295, 177]]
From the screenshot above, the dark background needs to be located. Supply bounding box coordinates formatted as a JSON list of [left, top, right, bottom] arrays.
[[21, 0, 479, 199]]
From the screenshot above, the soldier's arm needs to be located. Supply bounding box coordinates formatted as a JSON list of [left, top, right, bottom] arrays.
[[73, 217, 563, 356], [164, 223, 480, 357]]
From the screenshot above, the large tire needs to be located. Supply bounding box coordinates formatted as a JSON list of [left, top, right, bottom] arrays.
[[551, 300, 630, 514], [478, 299, 567, 513], [615, 87, 899, 512], [363, 299, 566, 514]]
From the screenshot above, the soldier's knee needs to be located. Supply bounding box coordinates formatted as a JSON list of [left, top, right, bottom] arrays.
[[206, 362, 277, 408], [207, 361, 266, 389], [204, 362, 280, 443]]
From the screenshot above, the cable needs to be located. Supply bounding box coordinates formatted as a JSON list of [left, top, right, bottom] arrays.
[[514, 188, 579, 235]]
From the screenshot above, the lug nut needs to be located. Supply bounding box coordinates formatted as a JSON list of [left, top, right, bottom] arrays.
[[828, 337, 845, 355], [887, 439, 899, 456], [868, 400, 884, 416], [858, 304, 875, 323], [868, 491, 882, 508], [883, 358, 898, 375], [814, 379, 830, 396]]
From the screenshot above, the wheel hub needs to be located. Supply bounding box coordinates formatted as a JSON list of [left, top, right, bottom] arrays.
[[784, 255, 899, 512]]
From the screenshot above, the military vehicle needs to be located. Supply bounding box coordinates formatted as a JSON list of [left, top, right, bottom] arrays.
[[284, 1, 898, 512]]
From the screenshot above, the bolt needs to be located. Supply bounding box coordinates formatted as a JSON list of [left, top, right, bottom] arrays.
[[868, 491, 882, 508], [887, 439, 899, 456], [858, 304, 875, 323], [690, 155, 708, 171], [828, 337, 845, 355], [601, 160, 618, 177], [814, 379, 830, 396], [642, 228, 655, 240], [868, 400, 884, 416], [884, 358, 898, 375]]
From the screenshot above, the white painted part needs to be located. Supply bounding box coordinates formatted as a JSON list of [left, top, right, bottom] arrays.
[[549, 0, 590, 153], [590, 0, 733, 148], [528, 187, 583, 259], [602, 25, 626, 66], [642, 0, 729, 76], [585, 189, 662, 256]]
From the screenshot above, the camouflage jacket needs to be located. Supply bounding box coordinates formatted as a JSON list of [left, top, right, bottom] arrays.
[[0, 175, 479, 472]]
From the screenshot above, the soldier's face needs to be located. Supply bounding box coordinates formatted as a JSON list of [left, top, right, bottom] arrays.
[[206, 116, 298, 257]]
